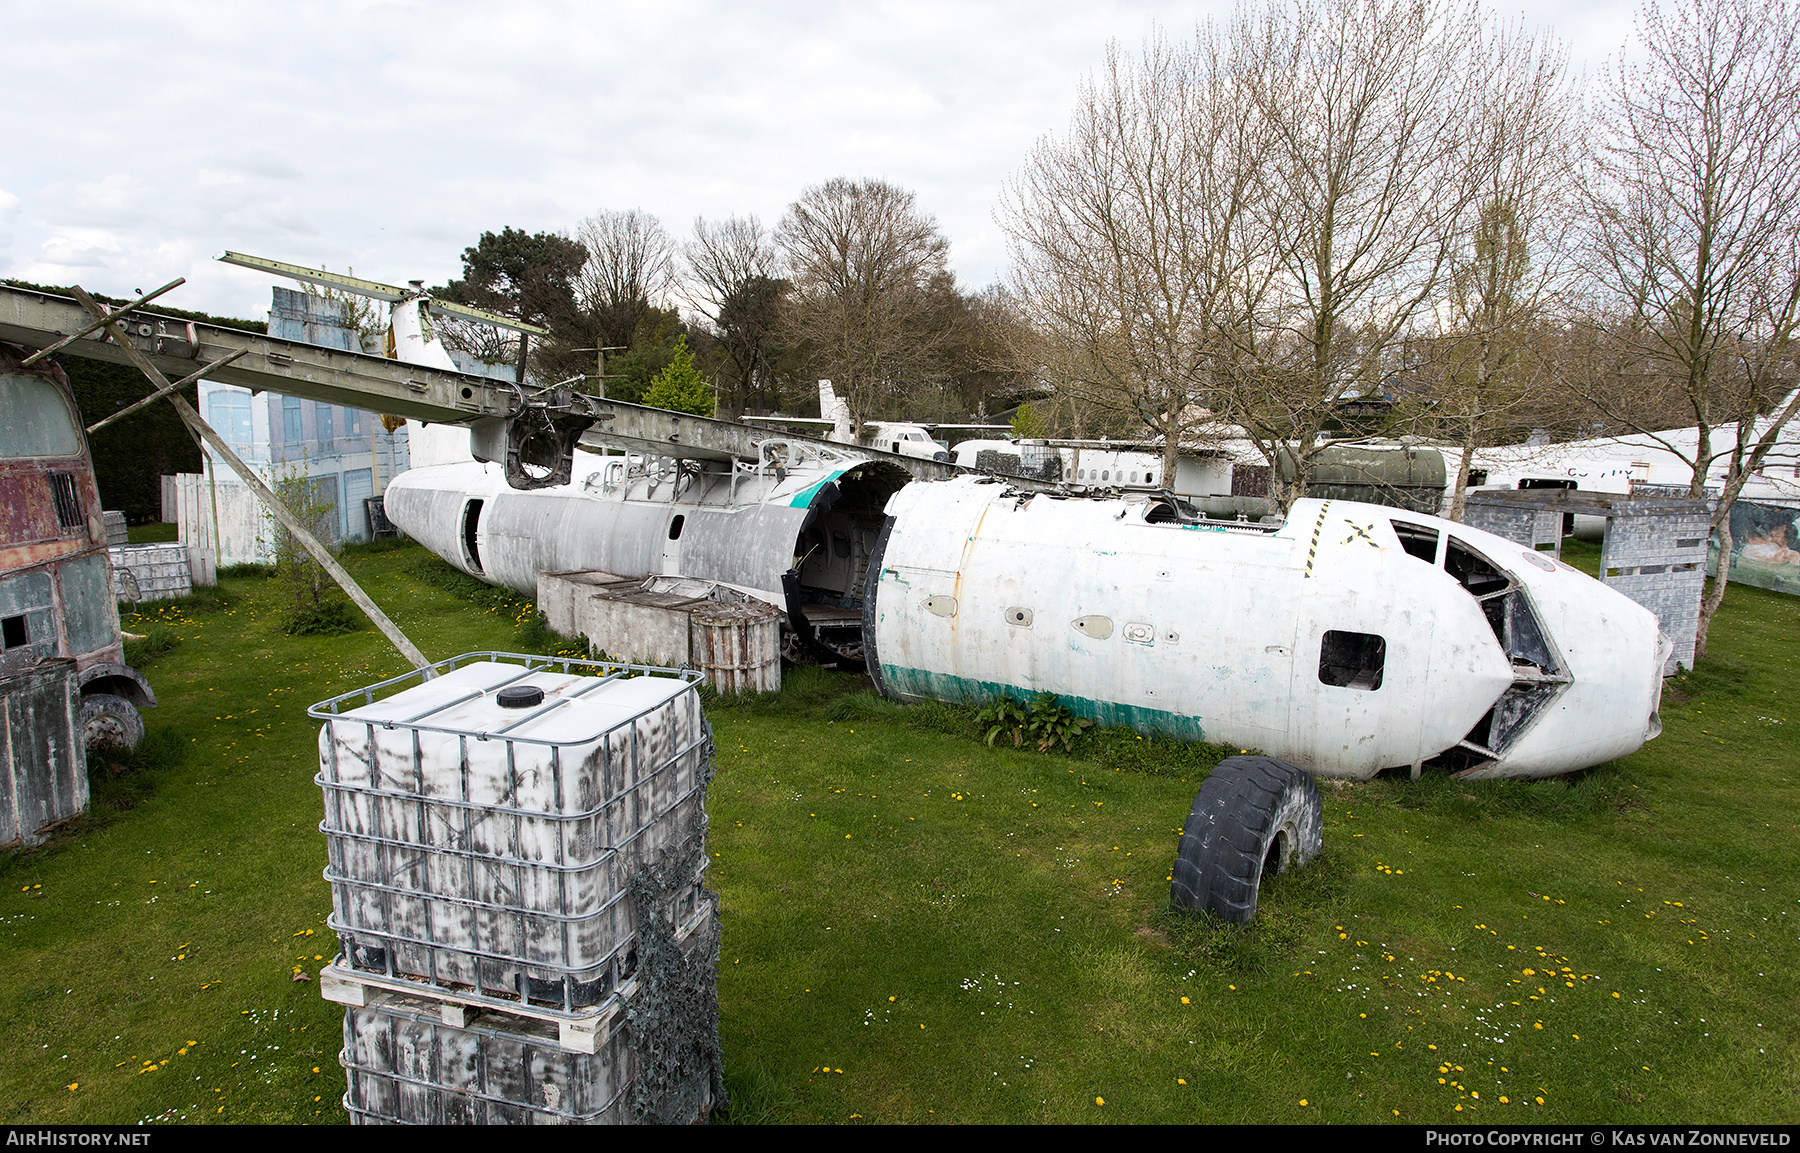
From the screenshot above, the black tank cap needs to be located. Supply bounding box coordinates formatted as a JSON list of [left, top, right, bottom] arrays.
[[496, 685, 545, 709]]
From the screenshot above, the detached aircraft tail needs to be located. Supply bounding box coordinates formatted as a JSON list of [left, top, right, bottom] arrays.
[[819, 379, 853, 444]]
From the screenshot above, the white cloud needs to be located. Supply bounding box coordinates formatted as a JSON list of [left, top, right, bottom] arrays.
[[5, 0, 1633, 319]]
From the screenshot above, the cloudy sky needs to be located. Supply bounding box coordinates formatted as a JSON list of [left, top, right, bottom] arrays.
[[2, 0, 1639, 322]]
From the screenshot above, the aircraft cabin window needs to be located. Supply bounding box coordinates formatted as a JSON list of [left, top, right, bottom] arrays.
[[1390, 520, 1440, 564], [1319, 630, 1385, 690], [668, 515, 685, 541]]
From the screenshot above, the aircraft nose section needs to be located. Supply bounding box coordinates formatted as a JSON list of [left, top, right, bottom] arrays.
[[1454, 575, 1666, 780]]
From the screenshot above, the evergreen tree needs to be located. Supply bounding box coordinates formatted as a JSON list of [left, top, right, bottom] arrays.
[[640, 337, 714, 416]]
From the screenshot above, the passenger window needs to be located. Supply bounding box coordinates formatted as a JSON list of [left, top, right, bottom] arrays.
[[1319, 630, 1385, 690]]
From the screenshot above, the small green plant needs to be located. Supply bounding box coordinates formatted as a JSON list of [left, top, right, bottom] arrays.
[[977, 695, 1030, 747], [514, 611, 588, 659], [270, 467, 343, 627], [1023, 691, 1092, 752], [282, 598, 360, 636]]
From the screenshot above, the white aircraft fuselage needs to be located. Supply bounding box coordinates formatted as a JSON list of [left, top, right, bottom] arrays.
[[386, 450, 1667, 779]]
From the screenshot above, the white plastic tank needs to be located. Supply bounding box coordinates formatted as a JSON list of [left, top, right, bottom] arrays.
[[312, 654, 713, 1015]]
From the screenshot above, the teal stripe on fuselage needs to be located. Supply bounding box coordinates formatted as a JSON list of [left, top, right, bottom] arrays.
[[877, 664, 1207, 741], [786, 469, 849, 508]]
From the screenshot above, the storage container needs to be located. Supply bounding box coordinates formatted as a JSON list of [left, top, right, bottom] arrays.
[[312, 653, 713, 1015], [109, 543, 192, 603], [340, 915, 719, 1124]]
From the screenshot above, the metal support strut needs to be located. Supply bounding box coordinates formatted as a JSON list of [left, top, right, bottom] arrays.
[[67, 286, 432, 672]]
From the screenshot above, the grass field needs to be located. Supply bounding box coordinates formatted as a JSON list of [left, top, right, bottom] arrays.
[[2, 539, 1795, 1125]]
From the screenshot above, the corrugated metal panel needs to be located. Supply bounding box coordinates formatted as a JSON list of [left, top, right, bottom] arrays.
[[1, 658, 85, 849]]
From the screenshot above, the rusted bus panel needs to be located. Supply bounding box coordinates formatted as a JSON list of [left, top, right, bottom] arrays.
[[0, 658, 86, 849], [1, 357, 126, 678]]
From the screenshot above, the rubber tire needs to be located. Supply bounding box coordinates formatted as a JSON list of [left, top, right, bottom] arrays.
[[1170, 755, 1322, 924], [80, 693, 145, 753]]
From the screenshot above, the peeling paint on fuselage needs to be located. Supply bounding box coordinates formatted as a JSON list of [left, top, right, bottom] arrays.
[[870, 480, 1666, 780]]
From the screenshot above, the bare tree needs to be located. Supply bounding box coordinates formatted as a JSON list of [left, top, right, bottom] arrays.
[[1584, 0, 1800, 657], [1002, 30, 1268, 483], [574, 209, 678, 351], [776, 178, 951, 435], [683, 215, 787, 416], [1209, 0, 1485, 509], [1409, 20, 1582, 520]]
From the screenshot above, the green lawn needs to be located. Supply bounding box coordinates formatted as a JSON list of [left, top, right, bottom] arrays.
[[2, 540, 1794, 1124]]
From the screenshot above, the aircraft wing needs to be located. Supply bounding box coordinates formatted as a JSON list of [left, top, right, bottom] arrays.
[[742, 415, 836, 429], [923, 423, 1014, 435]]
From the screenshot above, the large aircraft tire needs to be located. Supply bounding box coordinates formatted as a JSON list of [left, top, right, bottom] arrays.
[[1171, 755, 1321, 924]]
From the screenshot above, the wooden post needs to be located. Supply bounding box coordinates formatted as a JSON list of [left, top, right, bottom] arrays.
[[69, 288, 431, 671]]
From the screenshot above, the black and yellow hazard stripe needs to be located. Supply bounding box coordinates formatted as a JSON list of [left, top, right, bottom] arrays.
[[1304, 500, 1332, 579]]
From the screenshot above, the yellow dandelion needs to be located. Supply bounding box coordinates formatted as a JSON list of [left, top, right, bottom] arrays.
[[1096, 1097, 1105, 1106]]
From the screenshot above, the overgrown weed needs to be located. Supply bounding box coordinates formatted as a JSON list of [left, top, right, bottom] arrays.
[[281, 598, 361, 637]]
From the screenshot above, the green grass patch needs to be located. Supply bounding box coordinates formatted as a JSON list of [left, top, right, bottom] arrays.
[[125, 523, 178, 545], [4, 541, 1796, 1125]]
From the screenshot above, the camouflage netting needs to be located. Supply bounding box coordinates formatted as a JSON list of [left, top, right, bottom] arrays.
[[624, 738, 727, 1124]]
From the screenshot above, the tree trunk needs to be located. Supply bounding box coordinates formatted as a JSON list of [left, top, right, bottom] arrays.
[[1693, 511, 1734, 662], [1448, 441, 1478, 522]]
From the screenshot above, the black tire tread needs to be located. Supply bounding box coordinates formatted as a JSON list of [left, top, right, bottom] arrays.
[[1170, 755, 1322, 924]]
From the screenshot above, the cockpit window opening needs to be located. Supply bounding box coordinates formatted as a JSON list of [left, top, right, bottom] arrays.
[[1390, 520, 1440, 564]]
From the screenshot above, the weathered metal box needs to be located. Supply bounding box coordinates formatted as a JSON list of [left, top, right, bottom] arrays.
[[109, 543, 192, 603], [312, 653, 713, 1015], [537, 572, 781, 694], [0, 658, 86, 850]]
